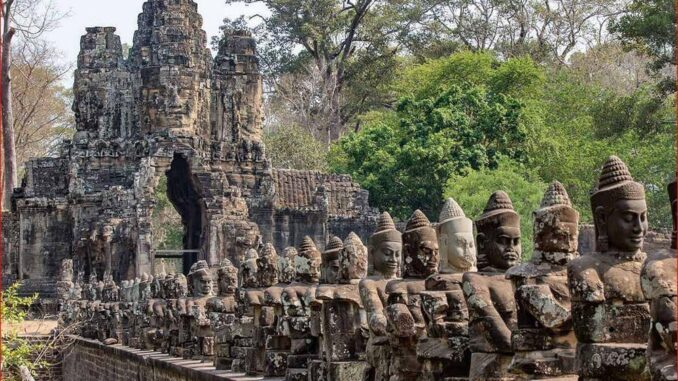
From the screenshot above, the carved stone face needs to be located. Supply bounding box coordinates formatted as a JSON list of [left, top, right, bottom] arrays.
[[218, 268, 238, 296], [534, 211, 579, 254], [340, 234, 368, 282], [403, 227, 439, 278], [438, 219, 476, 273], [372, 241, 402, 279], [296, 250, 321, 283], [323, 257, 341, 284], [480, 225, 521, 270], [193, 271, 214, 297], [596, 199, 648, 253]]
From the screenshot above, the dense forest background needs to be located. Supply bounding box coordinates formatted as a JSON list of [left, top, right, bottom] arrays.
[[5, 0, 675, 254]]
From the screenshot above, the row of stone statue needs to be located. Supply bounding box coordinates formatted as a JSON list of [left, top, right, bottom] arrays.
[[57, 156, 676, 381]]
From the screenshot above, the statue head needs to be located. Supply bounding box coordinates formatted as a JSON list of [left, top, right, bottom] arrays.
[[438, 198, 477, 273], [475, 191, 521, 271], [368, 212, 402, 279], [279, 247, 298, 283], [217, 259, 239, 296], [668, 178, 676, 250], [296, 236, 321, 283], [321, 236, 343, 284], [340, 232, 368, 283], [402, 210, 439, 278], [534, 181, 579, 264], [591, 156, 647, 253], [188, 260, 215, 297], [241, 248, 259, 288], [175, 274, 189, 298], [257, 243, 279, 287], [60, 259, 74, 282]]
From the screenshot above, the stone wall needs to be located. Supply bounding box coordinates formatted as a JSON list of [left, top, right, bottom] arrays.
[[62, 337, 276, 381]]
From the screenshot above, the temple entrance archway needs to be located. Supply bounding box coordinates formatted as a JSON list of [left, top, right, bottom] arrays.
[[163, 153, 206, 274]]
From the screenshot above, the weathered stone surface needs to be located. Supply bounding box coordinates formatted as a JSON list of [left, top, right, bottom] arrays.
[[8, 0, 379, 299]]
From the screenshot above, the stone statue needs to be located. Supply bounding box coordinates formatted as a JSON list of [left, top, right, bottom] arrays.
[[419, 198, 476, 380], [360, 212, 402, 381], [506, 181, 579, 379], [384, 210, 438, 381], [281, 236, 321, 381], [186, 261, 215, 359], [567, 156, 650, 380], [462, 191, 521, 381], [641, 178, 676, 381], [57, 259, 75, 302], [210, 259, 240, 370]]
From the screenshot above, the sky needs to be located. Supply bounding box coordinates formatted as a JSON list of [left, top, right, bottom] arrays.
[[49, 0, 268, 84]]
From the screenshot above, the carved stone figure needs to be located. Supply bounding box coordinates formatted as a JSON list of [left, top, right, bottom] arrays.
[[384, 210, 438, 381], [360, 212, 402, 381], [282, 236, 321, 381], [568, 156, 650, 381], [279, 247, 298, 284], [463, 191, 521, 381], [641, 178, 676, 381], [57, 259, 75, 302], [506, 181, 579, 379], [419, 198, 476, 380], [209, 259, 240, 370], [315, 233, 370, 378]]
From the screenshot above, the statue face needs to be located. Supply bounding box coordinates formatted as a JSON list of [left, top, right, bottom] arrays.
[[194, 272, 214, 297], [600, 199, 648, 252], [481, 226, 521, 270], [404, 228, 439, 277], [373, 241, 402, 278], [438, 223, 477, 271], [296, 253, 321, 283], [323, 258, 341, 284], [218, 270, 238, 296], [534, 214, 578, 253]]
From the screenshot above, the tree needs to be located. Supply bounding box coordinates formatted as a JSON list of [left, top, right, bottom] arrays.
[[1, 0, 68, 209], [12, 40, 73, 173], [221, 0, 420, 143], [412, 0, 624, 63], [1, 283, 44, 380], [329, 52, 543, 218], [263, 125, 329, 171], [609, 0, 675, 92]]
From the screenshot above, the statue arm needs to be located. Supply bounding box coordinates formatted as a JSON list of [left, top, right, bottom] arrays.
[[517, 284, 570, 329], [463, 275, 512, 351], [567, 261, 605, 303], [360, 280, 388, 336]]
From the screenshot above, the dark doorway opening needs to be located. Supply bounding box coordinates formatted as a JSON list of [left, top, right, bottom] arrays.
[[166, 154, 204, 274]]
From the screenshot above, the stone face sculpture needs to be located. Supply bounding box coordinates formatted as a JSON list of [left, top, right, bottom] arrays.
[[282, 236, 322, 381], [360, 212, 402, 381], [321, 236, 343, 284], [258, 243, 280, 287], [567, 156, 650, 380], [506, 181, 579, 379], [57, 259, 75, 302], [641, 179, 676, 381], [186, 261, 216, 359], [241, 248, 260, 288], [385, 210, 439, 381], [279, 247, 298, 284], [419, 198, 476, 380], [462, 191, 521, 381]]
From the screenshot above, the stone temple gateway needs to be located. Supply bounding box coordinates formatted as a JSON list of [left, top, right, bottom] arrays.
[[3, 0, 377, 296]]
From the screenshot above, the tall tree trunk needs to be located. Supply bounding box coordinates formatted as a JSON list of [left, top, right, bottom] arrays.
[[2, 24, 14, 210]]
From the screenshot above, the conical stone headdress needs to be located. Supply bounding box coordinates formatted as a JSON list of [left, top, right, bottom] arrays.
[[405, 210, 432, 232], [590, 156, 645, 212], [475, 191, 520, 231], [439, 198, 466, 224]]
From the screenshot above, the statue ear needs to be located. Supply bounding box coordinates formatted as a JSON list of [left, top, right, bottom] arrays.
[[476, 233, 486, 252]]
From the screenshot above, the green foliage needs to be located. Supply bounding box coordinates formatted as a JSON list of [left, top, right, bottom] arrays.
[[609, 0, 675, 92], [444, 160, 546, 258], [1, 283, 45, 380], [264, 126, 330, 171], [591, 87, 673, 137], [330, 52, 543, 219], [152, 177, 184, 250]]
